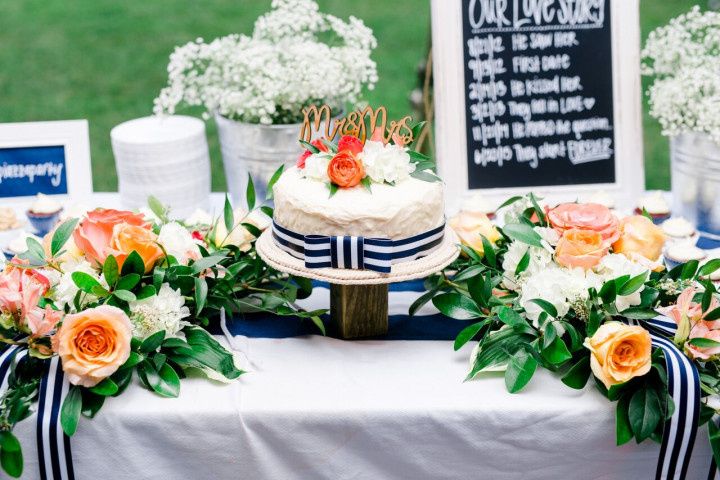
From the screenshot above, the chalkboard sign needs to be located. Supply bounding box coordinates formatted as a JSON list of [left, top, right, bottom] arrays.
[[0, 120, 92, 203], [431, 0, 643, 210], [0, 146, 68, 197]]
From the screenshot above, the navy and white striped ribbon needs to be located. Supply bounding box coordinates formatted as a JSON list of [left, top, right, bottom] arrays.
[[37, 356, 75, 480], [628, 316, 701, 480], [0, 344, 25, 394], [272, 220, 445, 273]]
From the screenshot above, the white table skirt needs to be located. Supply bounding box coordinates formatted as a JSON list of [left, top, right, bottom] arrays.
[[5, 193, 715, 479]]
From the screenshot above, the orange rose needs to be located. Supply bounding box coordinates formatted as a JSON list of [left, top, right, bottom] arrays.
[[73, 209, 149, 267], [109, 223, 163, 273], [52, 305, 132, 387], [555, 229, 608, 270], [547, 203, 620, 245], [612, 215, 666, 262], [584, 322, 652, 388], [449, 211, 501, 255], [327, 151, 365, 188]]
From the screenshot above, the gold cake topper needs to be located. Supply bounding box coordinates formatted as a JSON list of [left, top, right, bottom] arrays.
[[299, 104, 415, 146]]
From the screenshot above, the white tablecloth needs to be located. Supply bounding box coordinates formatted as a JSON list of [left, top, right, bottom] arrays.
[[6, 193, 716, 479]]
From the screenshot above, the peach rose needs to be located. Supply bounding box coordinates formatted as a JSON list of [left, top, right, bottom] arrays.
[[547, 203, 620, 245], [108, 223, 164, 274], [612, 215, 666, 262], [327, 151, 365, 188], [555, 229, 609, 269], [584, 322, 652, 388], [73, 209, 149, 267], [52, 305, 132, 387], [449, 211, 501, 255]]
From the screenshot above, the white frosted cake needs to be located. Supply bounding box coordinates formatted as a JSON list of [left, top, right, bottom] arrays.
[[273, 166, 444, 239]]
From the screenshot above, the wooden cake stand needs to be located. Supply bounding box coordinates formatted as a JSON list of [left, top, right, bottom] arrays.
[[256, 227, 460, 339]]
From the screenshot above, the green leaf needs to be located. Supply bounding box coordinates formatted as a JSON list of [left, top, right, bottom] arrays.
[[542, 322, 558, 349], [410, 121, 427, 146], [136, 285, 156, 300], [156, 363, 181, 397], [496, 306, 526, 327], [26, 237, 46, 261], [361, 176, 372, 193], [103, 255, 119, 288], [299, 140, 320, 153], [432, 293, 483, 320], [260, 205, 274, 218], [621, 307, 660, 320], [454, 321, 487, 351], [113, 290, 136, 303], [599, 280, 617, 304], [542, 336, 572, 365], [148, 195, 168, 223], [194, 277, 208, 315], [140, 330, 166, 353], [504, 348, 538, 393], [616, 395, 633, 446], [561, 356, 591, 389], [80, 389, 106, 418], [514, 250, 531, 276], [628, 388, 662, 443], [705, 306, 720, 321], [89, 378, 119, 396], [223, 194, 234, 233], [116, 273, 141, 291], [309, 315, 326, 335], [179, 326, 244, 380], [246, 174, 256, 210], [241, 222, 262, 238], [60, 386, 83, 436], [709, 420, 720, 470], [409, 288, 439, 317], [410, 169, 441, 182], [50, 218, 79, 257], [699, 259, 720, 278], [407, 149, 430, 163], [587, 308, 602, 337], [121, 351, 143, 370], [528, 298, 558, 318], [191, 254, 227, 274], [328, 183, 339, 197], [121, 250, 145, 276], [688, 337, 720, 348], [265, 165, 285, 200], [618, 273, 648, 296], [0, 431, 22, 478], [71, 271, 101, 293], [481, 235, 496, 267], [502, 223, 543, 248], [681, 260, 700, 280]]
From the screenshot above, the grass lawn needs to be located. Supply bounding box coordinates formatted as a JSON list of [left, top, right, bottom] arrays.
[[0, 0, 703, 192]]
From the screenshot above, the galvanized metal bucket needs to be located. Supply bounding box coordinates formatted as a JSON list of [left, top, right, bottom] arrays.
[[671, 132, 720, 239]]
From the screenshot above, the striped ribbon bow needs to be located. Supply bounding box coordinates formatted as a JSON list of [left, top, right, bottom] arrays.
[[627, 316, 706, 480], [272, 220, 445, 274]]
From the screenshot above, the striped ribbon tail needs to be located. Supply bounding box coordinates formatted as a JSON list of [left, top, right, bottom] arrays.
[[0, 344, 26, 394], [272, 220, 445, 273], [37, 356, 75, 480], [631, 317, 701, 480]]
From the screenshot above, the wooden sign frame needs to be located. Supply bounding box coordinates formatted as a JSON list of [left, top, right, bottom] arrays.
[[431, 0, 643, 212], [0, 120, 93, 204]]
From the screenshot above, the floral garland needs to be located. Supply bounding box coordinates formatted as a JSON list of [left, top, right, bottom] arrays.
[[420, 195, 720, 466], [0, 174, 322, 478]]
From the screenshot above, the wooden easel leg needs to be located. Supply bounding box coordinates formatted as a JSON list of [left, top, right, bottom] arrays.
[[330, 284, 389, 339]]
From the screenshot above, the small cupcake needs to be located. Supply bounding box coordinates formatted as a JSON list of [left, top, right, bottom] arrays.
[[661, 217, 697, 244], [26, 194, 62, 236], [664, 243, 706, 270], [461, 193, 497, 220], [585, 190, 616, 210], [635, 191, 671, 224], [3, 230, 42, 260], [0, 207, 22, 231]]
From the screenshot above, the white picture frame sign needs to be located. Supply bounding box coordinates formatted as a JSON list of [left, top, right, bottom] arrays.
[[431, 0, 644, 213], [0, 120, 93, 205]]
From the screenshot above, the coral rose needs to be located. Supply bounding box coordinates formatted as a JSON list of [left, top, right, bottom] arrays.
[[584, 322, 652, 389], [449, 211, 501, 255], [73, 209, 149, 267], [337, 135, 364, 155], [547, 203, 620, 245], [109, 223, 164, 273], [612, 215, 666, 262], [297, 138, 328, 169], [52, 305, 132, 387], [555, 229, 608, 269], [327, 151, 365, 188]]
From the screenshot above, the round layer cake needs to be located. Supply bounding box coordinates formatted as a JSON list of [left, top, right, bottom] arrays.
[[272, 166, 444, 239]]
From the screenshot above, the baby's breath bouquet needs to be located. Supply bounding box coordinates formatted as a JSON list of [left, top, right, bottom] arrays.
[[153, 0, 377, 125], [642, 6, 720, 141]]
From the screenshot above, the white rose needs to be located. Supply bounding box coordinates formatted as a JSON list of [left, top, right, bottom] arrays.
[[359, 140, 415, 184], [302, 153, 331, 182], [158, 222, 200, 264]]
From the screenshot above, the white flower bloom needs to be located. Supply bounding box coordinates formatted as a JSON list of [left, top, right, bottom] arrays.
[[359, 140, 415, 184], [185, 208, 213, 226], [301, 153, 330, 182], [158, 222, 200, 264], [129, 284, 190, 340], [596, 254, 649, 312], [501, 240, 554, 291], [52, 260, 101, 310], [519, 267, 572, 327]]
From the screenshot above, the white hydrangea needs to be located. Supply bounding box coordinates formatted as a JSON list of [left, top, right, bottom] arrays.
[[359, 140, 415, 184], [501, 227, 558, 290], [158, 222, 200, 264], [129, 284, 190, 340], [302, 153, 331, 182], [596, 254, 649, 312], [153, 0, 377, 124], [519, 267, 573, 327]]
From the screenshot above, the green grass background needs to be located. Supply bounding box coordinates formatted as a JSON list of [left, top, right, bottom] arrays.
[[0, 0, 704, 192]]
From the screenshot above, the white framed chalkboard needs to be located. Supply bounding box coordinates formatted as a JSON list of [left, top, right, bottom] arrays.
[[431, 0, 643, 212], [0, 120, 93, 203]]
